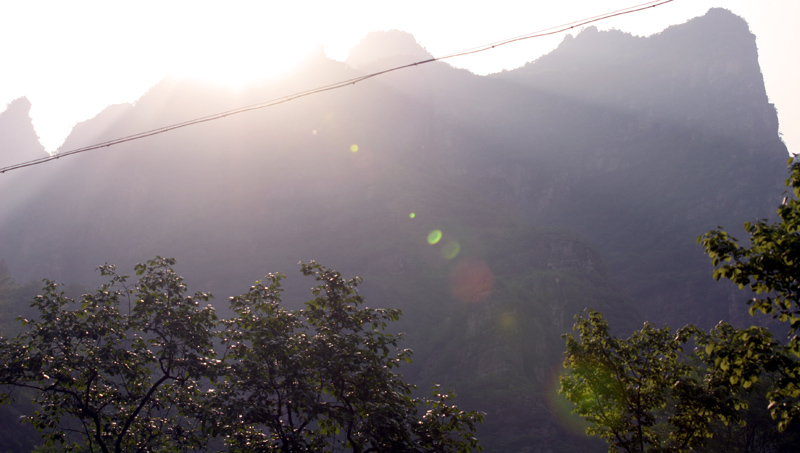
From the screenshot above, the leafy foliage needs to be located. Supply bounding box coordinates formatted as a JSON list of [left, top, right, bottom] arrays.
[[0, 258, 483, 452], [698, 157, 800, 429], [0, 257, 218, 453], [560, 309, 741, 452], [213, 261, 483, 452], [561, 159, 800, 451]]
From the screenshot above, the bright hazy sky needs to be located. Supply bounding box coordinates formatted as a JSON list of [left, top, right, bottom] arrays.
[[1, 0, 798, 154]]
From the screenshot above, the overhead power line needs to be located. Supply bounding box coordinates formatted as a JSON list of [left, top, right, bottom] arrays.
[[0, 0, 674, 175]]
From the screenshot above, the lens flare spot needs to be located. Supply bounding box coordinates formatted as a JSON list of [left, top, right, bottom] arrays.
[[442, 241, 460, 260], [350, 144, 359, 152], [409, 212, 416, 219], [544, 364, 594, 437], [449, 259, 494, 303], [427, 230, 442, 245], [312, 130, 317, 135], [497, 312, 517, 331]]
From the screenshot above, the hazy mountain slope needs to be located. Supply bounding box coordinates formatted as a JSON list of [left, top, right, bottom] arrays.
[[0, 73, 621, 451], [483, 8, 788, 327], [0, 8, 789, 452], [0, 98, 49, 228], [0, 97, 46, 168]]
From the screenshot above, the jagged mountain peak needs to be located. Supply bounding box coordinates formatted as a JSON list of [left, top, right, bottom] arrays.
[[668, 7, 751, 35], [2, 96, 32, 115], [0, 96, 46, 167], [516, 8, 751, 73], [346, 29, 433, 69]]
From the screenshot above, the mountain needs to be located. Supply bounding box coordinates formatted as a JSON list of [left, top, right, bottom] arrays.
[[346, 29, 434, 69], [0, 8, 789, 451], [488, 7, 787, 328], [0, 97, 46, 168], [0, 98, 50, 238]]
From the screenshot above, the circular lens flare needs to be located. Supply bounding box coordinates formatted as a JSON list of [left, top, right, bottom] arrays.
[[497, 311, 517, 331], [449, 258, 494, 303], [544, 364, 594, 437], [442, 240, 460, 260], [427, 230, 442, 245]]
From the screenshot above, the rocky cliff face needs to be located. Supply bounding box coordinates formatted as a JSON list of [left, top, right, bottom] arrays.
[[477, 8, 788, 327]]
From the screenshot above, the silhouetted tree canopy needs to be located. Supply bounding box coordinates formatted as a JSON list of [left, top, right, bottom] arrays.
[[560, 159, 800, 451], [0, 257, 483, 452]]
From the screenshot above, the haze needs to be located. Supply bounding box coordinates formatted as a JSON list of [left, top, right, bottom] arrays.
[[0, 0, 798, 154], [0, 6, 795, 449]]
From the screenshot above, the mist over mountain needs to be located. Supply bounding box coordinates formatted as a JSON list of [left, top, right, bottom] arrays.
[[0, 8, 789, 451], [347, 29, 434, 70], [488, 7, 787, 328], [0, 97, 45, 167]]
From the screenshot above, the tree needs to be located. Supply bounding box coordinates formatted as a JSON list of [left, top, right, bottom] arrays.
[[211, 261, 484, 452], [560, 158, 800, 451], [0, 257, 483, 452], [0, 261, 45, 453], [560, 309, 741, 452], [698, 157, 800, 430], [0, 257, 219, 453]]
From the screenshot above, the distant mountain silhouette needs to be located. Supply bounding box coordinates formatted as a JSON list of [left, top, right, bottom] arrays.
[[0, 8, 789, 452], [0, 97, 46, 168], [486, 7, 787, 327], [346, 29, 434, 69]]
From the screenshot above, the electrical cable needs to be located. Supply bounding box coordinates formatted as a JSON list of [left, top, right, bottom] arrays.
[[0, 0, 674, 175]]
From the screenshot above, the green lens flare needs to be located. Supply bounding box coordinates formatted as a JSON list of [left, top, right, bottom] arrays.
[[442, 241, 460, 259], [350, 144, 359, 152], [427, 230, 442, 245], [409, 212, 416, 219]]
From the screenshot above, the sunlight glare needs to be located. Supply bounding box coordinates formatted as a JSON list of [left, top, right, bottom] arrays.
[[169, 39, 319, 89], [161, 2, 322, 89]]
